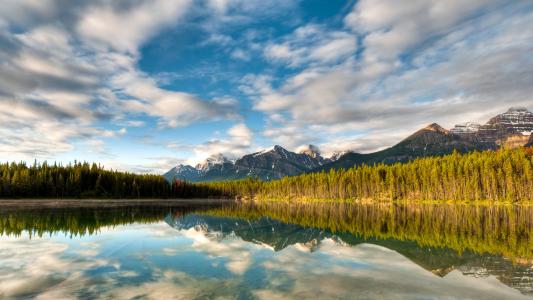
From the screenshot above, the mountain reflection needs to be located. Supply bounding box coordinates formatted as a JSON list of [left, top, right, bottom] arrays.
[[198, 202, 533, 260], [0, 201, 531, 296]]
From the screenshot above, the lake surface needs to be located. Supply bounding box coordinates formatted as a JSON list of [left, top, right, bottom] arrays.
[[0, 201, 531, 299]]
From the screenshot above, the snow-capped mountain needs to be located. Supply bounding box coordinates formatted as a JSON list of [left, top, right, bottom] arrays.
[[165, 145, 330, 182], [163, 164, 200, 182], [450, 122, 481, 135], [165, 107, 533, 182], [234, 145, 328, 180], [319, 107, 533, 172], [195, 153, 232, 172], [298, 144, 330, 165], [478, 107, 533, 140], [329, 150, 352, 162]]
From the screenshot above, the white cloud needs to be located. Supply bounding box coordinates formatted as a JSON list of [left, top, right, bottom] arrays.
[[264, 24, 357, 68], [114, 70, 239, 128], [1, 0, 531, 166], [249, 1, 533, 153], [186, 123, 254, 164], [230, 48, 251, 61], [0, 0, 241, 162], [77, 0, 193, 54]]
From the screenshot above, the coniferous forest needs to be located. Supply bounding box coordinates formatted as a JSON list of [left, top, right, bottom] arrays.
[[0, 161, 217, 199], [1, 147, 533, 202], [201, 147, 533, 203]]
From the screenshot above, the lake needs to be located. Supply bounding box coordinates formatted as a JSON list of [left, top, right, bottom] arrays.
[[0, 200, 531, 299]]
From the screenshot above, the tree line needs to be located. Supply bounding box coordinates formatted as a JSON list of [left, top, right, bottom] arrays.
[[0, 161, 218, 199], [201, 147, 533, 202], [1, 147, 532, 202]]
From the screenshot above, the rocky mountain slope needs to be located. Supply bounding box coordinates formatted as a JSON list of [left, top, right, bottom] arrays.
[[165, 107, 533, 181], [164, 144, 332, 182], [317, 107, 533, 172]]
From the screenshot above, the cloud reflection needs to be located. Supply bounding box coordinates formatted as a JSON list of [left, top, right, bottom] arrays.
[[0, 222, 529, 299]]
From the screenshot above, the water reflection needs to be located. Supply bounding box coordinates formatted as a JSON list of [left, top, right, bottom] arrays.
[[0, 201, 531, 299]]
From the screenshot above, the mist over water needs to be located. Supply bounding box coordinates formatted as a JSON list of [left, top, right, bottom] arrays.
[[0, 201, 531, 299]]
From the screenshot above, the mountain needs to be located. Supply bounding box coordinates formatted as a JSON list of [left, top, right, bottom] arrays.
[[233, 145, 329, 180], [165, 145, 330, 182], [317, 123, 494, 171], [165, 213, 328, 251], [317, 107, 533, 172], [163, 165, 200, 182], [164, 154, 236, 182], [196, 153, 232, 172], [330, 150, 352, 161], [165, 107, 533, 182], [480, 107, 533, 138]]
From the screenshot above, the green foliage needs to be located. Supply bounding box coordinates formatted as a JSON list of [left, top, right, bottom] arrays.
[[1, 147, 532, 202], [202, 147, 533, 202], [0, 161, 216, 199]]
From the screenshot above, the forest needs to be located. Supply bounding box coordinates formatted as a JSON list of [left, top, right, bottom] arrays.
[[201, 147, 533, 202], [0, 161, 218, 199], [1, 147, 533, 202]]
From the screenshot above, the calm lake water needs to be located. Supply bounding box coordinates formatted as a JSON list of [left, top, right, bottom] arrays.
[[0, 201, 531, 299]]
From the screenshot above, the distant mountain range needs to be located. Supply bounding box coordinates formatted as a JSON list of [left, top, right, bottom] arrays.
[[165, 107, 533, 182], [164, 145, 333, 182]]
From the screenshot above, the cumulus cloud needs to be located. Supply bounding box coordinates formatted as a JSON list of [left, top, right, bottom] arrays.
[[264, 24, 357, 68], [185, 123, 254, 164], [114, 70, 239, 128], [77, 0, 192, 54], [2, 0, 532, 166], [0, 0, 240, 161], [248, 1, 533, 154]]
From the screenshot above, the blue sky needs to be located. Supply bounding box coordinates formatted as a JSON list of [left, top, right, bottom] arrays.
[[1, 0, 532, 173]]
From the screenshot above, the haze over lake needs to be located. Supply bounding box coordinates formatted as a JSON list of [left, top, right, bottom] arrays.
[[1, 201, 531, 299]]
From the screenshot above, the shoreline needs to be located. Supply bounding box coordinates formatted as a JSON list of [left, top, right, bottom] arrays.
[[0, 198, 235, 208], [1, 198, 532, 208]]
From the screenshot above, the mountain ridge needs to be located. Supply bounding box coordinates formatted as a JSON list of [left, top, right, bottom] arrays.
[[165, 107, 533, 182], [164, 144, 333, 182]]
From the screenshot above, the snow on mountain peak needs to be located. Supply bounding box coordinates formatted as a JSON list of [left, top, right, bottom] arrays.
[[196, 153, 231, 171], [329, 150, 351, 161], [298, 144, 322, 158], [507, 107, 529, 113]]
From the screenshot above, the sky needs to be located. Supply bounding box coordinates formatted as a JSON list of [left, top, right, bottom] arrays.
[[1, 0, 532, 173]]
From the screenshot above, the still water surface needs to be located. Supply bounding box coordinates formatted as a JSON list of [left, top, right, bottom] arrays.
[[0, 201, 531, 299]]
